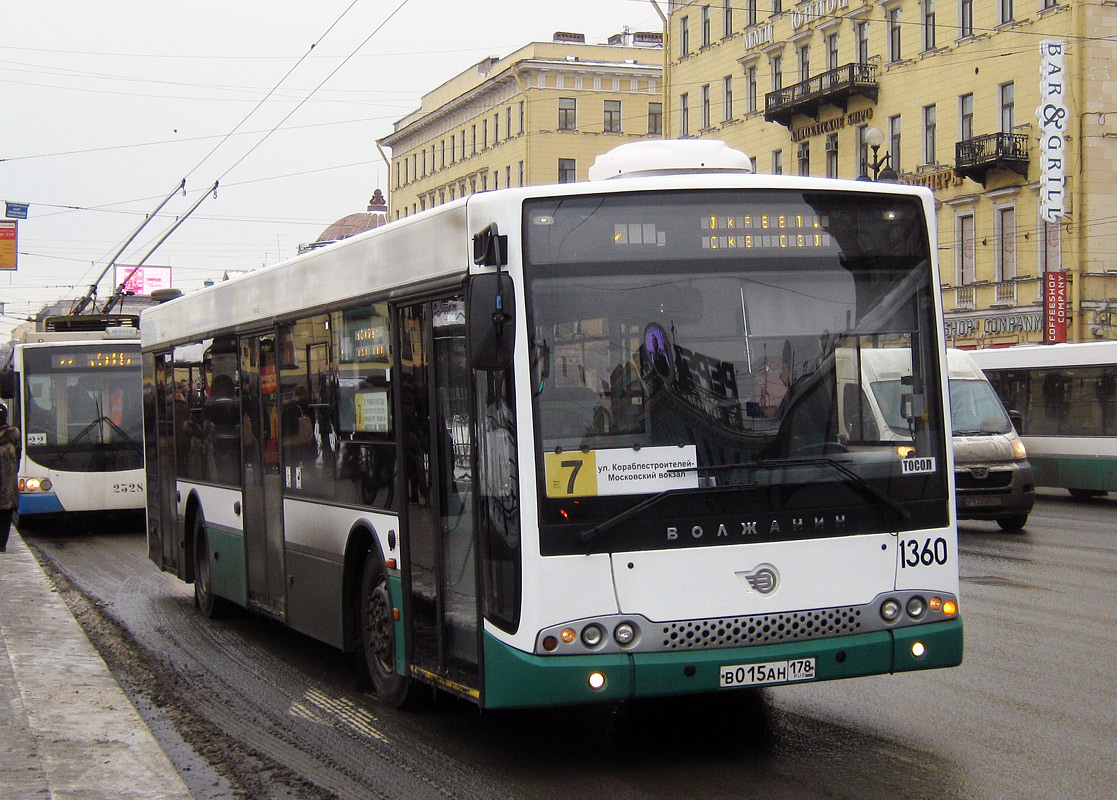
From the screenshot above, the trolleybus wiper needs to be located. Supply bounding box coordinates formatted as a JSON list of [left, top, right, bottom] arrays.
[[578, 482, 757, 545], [683, 457, 912, 522], [48, 415, 142, 466]]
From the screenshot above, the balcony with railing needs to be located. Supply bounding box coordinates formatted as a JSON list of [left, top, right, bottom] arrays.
[[955, 285, 976, 310], [955, 132, 1029, 187], [764, 63, 879, 128]]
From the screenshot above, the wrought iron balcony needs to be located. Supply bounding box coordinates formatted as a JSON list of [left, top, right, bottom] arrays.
[[764, 63, 879, 128], [955, 132, 1029, 186]]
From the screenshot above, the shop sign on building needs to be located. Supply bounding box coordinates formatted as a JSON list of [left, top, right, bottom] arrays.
[[1044, 270, 1068, 344], [1038, 40, 1067, 224], [0, 221, 16, 271]]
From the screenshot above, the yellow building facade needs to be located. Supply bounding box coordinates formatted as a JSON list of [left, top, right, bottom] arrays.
[[667, 0, 1117, 345], [380, 32, 665, 220]]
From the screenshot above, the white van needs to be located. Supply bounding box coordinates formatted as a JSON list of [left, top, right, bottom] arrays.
[[841, 347, 1034, 531]]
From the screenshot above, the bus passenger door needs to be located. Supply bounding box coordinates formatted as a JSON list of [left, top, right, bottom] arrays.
[[400, 298, 480, 695], [240, 334, 287, 618], [149, 352, 180, 574]]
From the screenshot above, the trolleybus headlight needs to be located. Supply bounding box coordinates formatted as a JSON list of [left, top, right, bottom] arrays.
[[613, 621, 637, 646], [581, 624, 605, 648], [560, 628, 577, 644], [928, 597, 943, 612], [906, 596, 927, 619], [880, 598, 902, 622], [588, 671, 607, 691]]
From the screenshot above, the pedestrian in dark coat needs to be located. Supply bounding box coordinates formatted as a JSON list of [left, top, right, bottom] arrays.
[[0, 404, 21, 552]]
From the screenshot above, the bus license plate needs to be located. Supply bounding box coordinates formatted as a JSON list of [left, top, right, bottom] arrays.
[[719, 658, 816, 688]]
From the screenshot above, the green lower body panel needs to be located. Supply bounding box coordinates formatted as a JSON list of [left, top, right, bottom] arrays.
[[206, 525, 247, 608], [481, 619, 963, 710], [1030, 454, 1117, 493]]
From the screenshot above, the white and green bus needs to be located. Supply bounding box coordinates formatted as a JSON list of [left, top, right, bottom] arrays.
[[970, 341, 1117, 497], [140, 140, 962, 710]]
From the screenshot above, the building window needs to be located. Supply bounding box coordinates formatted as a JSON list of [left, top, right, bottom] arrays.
[[923, 104, 936, 164], [450, 136, 455, 163], [746, 65, 758, 113], [680, 16, 690, 56], [519, 101, 525, 134], [772, 0, 782, 14], [857, 21, 870, 64], [996, 206, 1017, 282], [825, 133, 838, 178], [440, 140, 445, 169], [493, 113, 500, 145], [771, 55, 783, 91], [957, 213, 976, 284], [518, 160, 524, 186], [558, 158, 576, 184], [604, 100, 622, 133], [558, 97, 576, 130], [724, 0, 733, 36], [888, 7, 902, 63], [505, 165, 511, 188], [680, 93, 690, 136], [747, 0, 757, 27], [471, 125, 477, 155], [723, 75, 733, 121], [889, 114, 902, 173], [960, 93, 974, 140], [999, 0, 1013, 25], [772, 149, 783, 175], [923, 0, 936, 51], [482, 119, 488, 149], [648, 102, 663, 135], [702, 5, 711, 48], [701, 84, 711, 129], [960, 0, 973, 38], [827, 33, 839, 71], [797, 141, 810, 176], [799, 43, 810, 82], [506, 107, 512, 138], [1000, 81, 1015, 131]]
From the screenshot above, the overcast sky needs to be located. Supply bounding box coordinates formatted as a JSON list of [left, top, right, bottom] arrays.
[[0, 0, 662, 337]]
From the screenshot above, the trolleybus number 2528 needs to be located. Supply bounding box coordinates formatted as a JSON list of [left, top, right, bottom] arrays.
[[720, 658, 817, 688]]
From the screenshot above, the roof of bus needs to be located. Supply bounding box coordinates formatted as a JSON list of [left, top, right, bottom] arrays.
[[140, 171, 937, 350], [967, 341, 1117, 370]]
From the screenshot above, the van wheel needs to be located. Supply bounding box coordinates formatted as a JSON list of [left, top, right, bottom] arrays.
[[358, 550, 416, 708], [1068, 489, 1107, 499], [193, 512, 235, 618], [996, 514, 1028, 532]]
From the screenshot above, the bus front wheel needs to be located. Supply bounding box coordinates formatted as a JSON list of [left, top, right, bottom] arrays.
[[358, 550, 414, 707]]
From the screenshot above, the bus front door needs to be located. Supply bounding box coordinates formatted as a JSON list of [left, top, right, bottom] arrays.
[[240, 333, 287, 618], [400, 299, 480, 696]]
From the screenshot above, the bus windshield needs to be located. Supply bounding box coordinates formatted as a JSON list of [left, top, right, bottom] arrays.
[[21, 345, 143, 472], [524, 189, 948, 553]]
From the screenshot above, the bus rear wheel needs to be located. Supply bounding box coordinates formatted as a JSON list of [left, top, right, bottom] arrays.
[[193, 511, 234, 618], [358, 550, 415, 708]]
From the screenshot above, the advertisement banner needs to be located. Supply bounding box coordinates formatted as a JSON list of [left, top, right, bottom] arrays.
[[1044, 271, 1068, 344], [0, 221, 16, 271], [1038, 40, 1067, 224], [113, 265, 172, 296]]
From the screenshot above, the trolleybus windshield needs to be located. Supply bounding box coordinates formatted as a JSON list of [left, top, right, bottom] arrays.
[[524, 189, 948, 555], [21, 344, 143, 472]]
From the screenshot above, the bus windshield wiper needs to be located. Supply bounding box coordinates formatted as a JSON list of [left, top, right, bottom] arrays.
[[706, 457, 912, 522], [578, 482, 756, 545]]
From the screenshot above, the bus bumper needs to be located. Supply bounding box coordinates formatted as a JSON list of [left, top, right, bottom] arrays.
[[481, 618, 962, 710], [17, 492, 66, 516]]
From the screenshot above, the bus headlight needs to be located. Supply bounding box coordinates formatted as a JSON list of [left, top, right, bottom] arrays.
[[613, 621, 637, 646], [581, 624, 605, 648], [21, 477, 51, 492], [880, 598, 902, 622], [906, 596, 927, 619]]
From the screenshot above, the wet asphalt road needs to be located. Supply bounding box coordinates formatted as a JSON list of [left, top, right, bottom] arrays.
[[25, 489, 1116, 800]]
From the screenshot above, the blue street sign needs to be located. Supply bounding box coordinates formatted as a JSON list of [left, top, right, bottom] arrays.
[[5, 202, 28, 220]]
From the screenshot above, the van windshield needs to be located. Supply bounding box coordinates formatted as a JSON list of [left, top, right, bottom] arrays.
[[873, 378, 1012, 436]]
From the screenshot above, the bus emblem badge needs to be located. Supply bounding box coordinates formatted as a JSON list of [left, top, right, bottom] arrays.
[[740, 564, 780, 596]]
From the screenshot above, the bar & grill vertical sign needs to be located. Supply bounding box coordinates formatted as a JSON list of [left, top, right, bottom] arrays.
[[1038, 40, 1067, 224], [0, 221, 16, 271], [1045, 270, 1067, 344]]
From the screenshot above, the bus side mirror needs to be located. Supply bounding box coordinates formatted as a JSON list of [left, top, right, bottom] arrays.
[[467, 273, 515, 371], [0, 369, 14, 400]]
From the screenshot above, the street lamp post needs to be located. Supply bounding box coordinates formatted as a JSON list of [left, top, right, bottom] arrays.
[[861, 126, 899, 181]]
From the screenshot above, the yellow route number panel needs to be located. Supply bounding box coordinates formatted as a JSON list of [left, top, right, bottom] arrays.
[[544, 445, 698, 498]]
